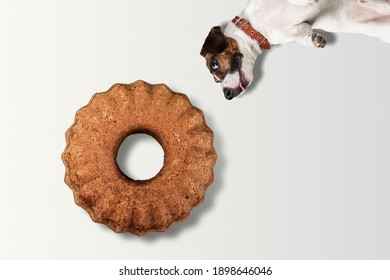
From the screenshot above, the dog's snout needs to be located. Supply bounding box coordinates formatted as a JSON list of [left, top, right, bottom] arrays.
[[224, 88, 235, 100]]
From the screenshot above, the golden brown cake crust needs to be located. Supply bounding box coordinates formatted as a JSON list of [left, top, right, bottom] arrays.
[[61, 81, 217, 235]]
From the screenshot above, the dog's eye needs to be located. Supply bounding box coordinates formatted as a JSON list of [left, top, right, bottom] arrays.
[[211, 59, 219, 70]]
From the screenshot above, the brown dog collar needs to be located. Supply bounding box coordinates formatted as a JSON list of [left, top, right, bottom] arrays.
[[232, 16, 271, 50]]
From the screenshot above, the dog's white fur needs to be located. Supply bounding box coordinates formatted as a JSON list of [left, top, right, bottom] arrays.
[[223, 0, 390, 98]]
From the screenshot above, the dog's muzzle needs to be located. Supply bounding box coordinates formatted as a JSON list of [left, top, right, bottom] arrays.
[[222, 53, 245, 100], [223, 70, 249, 100]]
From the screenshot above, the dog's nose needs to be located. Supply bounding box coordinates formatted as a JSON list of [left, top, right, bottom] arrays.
[[224, 88, 234, 100]]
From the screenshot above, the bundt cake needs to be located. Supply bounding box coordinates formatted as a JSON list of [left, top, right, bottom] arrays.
[[62, 80, 217, 235]]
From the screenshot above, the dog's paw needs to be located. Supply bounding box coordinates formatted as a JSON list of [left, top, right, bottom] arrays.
[[288, 0, 319, 7], [311, 33, 327, 48]]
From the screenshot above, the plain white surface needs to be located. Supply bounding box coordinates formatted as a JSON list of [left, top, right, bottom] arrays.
[[117, 134, 165, 180], [1, 0, 390, 259]]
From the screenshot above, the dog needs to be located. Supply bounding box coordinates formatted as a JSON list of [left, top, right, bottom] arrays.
[[200, 0, 390, 100]]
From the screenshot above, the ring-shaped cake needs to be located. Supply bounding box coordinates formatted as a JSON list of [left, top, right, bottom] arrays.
[[62, 80, 217, 235]]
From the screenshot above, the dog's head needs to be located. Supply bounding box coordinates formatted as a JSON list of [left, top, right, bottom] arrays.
[[200, 26, 256, 100]]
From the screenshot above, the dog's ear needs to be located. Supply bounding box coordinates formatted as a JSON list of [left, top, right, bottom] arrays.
[[200, 26, 228, 57]]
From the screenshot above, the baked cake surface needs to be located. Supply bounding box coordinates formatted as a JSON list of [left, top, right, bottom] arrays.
[[62, 80, 217, 235]]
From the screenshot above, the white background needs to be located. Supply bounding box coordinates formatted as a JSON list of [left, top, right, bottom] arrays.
[[1, 0, 389, 259]]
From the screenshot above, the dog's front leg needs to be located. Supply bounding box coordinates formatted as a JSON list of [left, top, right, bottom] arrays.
[[287, 0, 319, 7], [357, 0, 390, 10], [287, 22, 327, 48]]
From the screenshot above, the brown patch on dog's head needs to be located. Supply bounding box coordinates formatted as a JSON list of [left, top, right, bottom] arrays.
[[200, 26, 242, 83]]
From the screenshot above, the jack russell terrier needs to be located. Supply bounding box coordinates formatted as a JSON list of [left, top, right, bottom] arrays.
[[200, 0, 390, 100]]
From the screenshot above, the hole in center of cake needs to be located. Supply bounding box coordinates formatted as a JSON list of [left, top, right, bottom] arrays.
[[116, 133, 164, 181]]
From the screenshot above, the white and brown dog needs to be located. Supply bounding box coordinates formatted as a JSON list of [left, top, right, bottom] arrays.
[[200, 0, 390, 100]]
